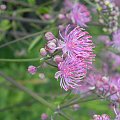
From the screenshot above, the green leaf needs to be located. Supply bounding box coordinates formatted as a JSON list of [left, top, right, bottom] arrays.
[[28, 35, 42, 51]]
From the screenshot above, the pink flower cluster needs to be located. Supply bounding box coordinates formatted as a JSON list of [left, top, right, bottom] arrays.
[[55, 25, 95, 91]]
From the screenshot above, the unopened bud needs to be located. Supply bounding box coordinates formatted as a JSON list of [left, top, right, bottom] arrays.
[[47, 42, 56, 49], [58, 25, 64, 31], [43, 14, 52, 20], [102, 76, 109, 83], [45, 32, 55, 41], [58, 14, 65, 20], [73, 104, 80, 111], [0, 4, 6, 10], [28, 65, 37, 75], [40, 48, 47, 56], [41, 113, 48, 120], [54, 55, 63, 64]]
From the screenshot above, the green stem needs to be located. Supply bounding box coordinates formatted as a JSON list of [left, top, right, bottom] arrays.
[[0, 58, 40, 62], [60, 97, 102, 110], [84, 0, 96, 7], [0, 27, 57, 49], [60, 90, 71, 105], [59, 111, 72, 120]]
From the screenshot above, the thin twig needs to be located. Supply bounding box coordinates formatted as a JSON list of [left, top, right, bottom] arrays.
[[0, 15, 52, 24], [0, 27, 57, 49], [0, 30, 29, 36], [1, 0, 33, 7], [0, 58, 40, 62]]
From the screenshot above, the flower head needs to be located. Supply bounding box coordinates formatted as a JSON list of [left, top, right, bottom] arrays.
[[70, 3, 91, 27], [55, 57, 87, 91], [58, 25, 95, 68]]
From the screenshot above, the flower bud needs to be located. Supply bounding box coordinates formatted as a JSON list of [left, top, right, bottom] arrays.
[[28, 65, 37, 75], [102, 76, 109, 83], [39, 73, 45, 80], [43, 14, 52, 20], [46, 42, 56, 53], [0, 4, 6, 10], [45, 32, 55, 41], [58, 25, 64, 31], [48, 39, 57, 44], [54, 55, 63, 64], [73, 104, 80, 111], [58, 14, 65, 20], [47, 42, 56, 49], [40, 48, 47, 56], [41, 113, 48, 120]]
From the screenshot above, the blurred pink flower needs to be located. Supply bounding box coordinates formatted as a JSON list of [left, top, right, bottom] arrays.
[[64, 0, 73, 10], [113, 0, 120, 7], [107, 52, 120, 69], [112, 29, 120, 50], [55, 57, 87, 91], [70, 3, 91, 27]]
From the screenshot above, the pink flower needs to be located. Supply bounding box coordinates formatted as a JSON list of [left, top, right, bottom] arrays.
[[70, 3, 91, 27], [93, 114, 111, 120], [55, 57, 87, 91], [58, 25, 95, 68]]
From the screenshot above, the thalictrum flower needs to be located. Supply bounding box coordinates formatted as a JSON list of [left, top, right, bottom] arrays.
[[55, 57, 87, 91], [70, 3, 91, 27], [58, 25, 95, 68]]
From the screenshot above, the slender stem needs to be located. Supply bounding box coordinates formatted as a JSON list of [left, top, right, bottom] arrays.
[[59, 111, 72, 120], [45, 61, 58, 68], [0, 15, 52, 24], [0, 100, 35, 112], [0, 58, 40, 62], [60, 97, 102, 110], [0, 71, 55, 111], [0, 30, 29, 36], [60, 90, 71, 105], [1, 0, 33, 7], [84, 0, 96, 7], [0, 27, 57, 49], [0, 32, 41, 48]]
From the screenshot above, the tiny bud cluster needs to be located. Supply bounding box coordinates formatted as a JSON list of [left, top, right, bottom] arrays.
[[95, 0, 119, 33]]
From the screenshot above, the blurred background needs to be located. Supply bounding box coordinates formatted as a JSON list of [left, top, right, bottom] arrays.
[[0, 0, 116, 120]]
